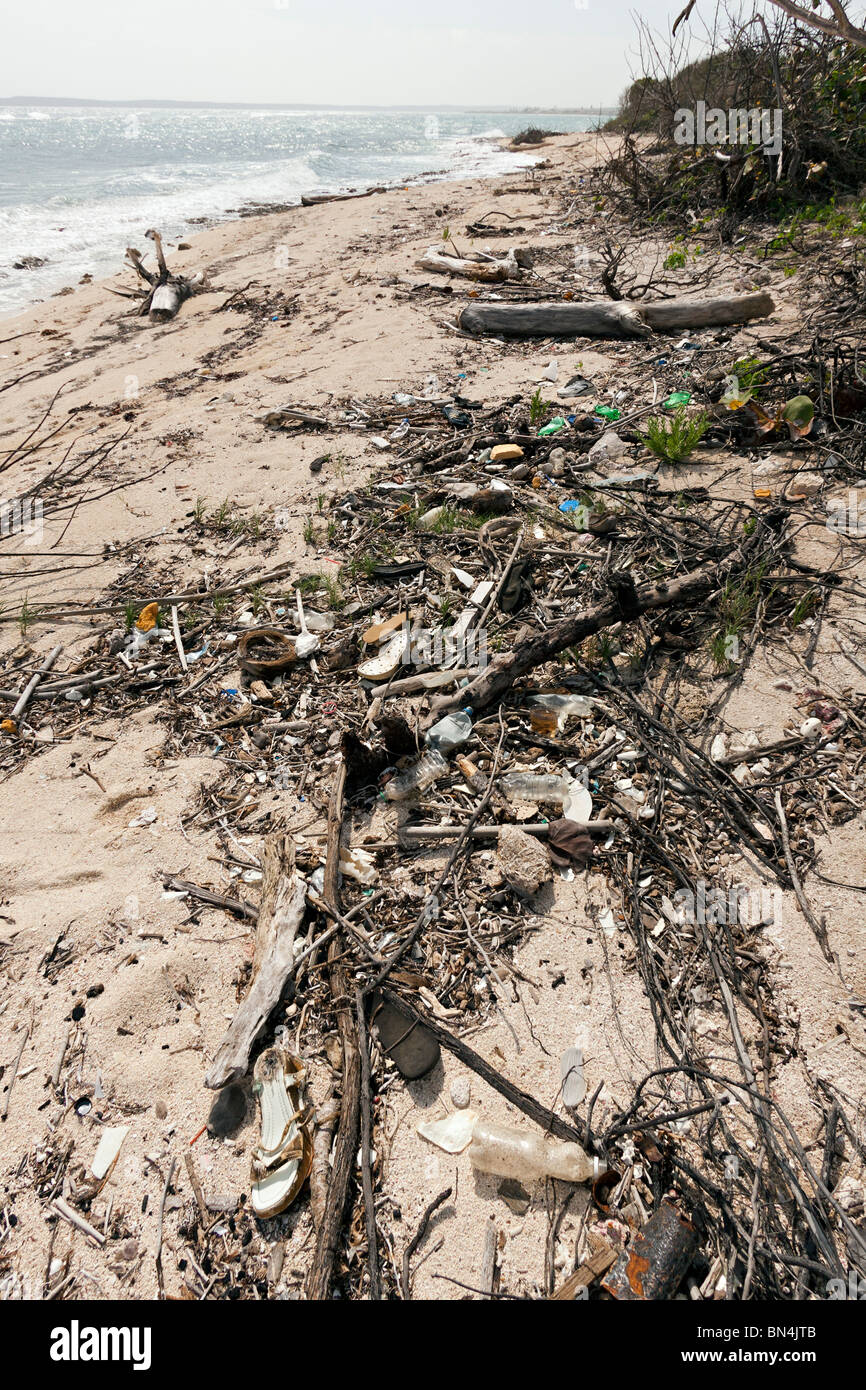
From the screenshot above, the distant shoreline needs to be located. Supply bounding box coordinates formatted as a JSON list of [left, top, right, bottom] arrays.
[[0, 96, 616, 114]]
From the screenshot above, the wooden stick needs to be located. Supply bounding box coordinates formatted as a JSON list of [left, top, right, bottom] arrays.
[[10, 644, 61, 722], [401, 1187, 452, 1299], [397, 820, 614, 843], [49, 1025, 71, 1089], [51, 1196, 105, 1246], [549, 1245, 617, 1300], [355, 987, 381, 1300], [306, 764, 362, 1301], [1, 1025, 30, 1120], [773, 788, 832, 961], [170, 606, 188, 673]]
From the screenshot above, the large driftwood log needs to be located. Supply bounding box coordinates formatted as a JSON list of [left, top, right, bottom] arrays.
[[306, 764, 362, 1301], [124, 228, 205, 324], [204, 833, 305, 1089], [456, 291, 774, 338], [417, 248, 517, 282]]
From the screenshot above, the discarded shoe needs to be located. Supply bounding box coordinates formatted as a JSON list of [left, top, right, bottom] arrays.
[[250, 1049, 313, 1219]]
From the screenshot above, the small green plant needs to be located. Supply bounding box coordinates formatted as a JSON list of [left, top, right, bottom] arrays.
[[193, 496, 207, 524], [322, 575, 343, 609], [326, 520, 338, 543], [316, 494, 326, 514], [297, 575, 323, 594], [210, 498, 232, 531], [730, 357, 769, 399], [124, 601, 137, 632], [250, 586, 265, 616], [19, 595, 33, 636], [212, 595, 230, 616], [664, 249, 687, 270], [644, 407, 708, 464], [790, 587, 820, 628], [529, 387, 552, 427], [710, 561, 770, 668], [303, 518, 315, 545]]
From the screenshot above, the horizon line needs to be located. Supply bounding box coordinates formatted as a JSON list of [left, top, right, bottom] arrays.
[[0, 95, 616, 113]]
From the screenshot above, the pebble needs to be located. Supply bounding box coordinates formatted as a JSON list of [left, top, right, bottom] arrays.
[[450, 1078, 471, 1109]]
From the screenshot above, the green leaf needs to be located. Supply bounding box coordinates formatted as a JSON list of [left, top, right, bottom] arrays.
[[782, 395, 815, 438]]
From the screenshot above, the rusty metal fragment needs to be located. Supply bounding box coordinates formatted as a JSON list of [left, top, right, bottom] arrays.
[[602, 1202, 697, 1300]]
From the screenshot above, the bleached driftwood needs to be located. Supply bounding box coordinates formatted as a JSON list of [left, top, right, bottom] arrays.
[[456, 291, 774, 338], [417, 248, 519, 283], [123, 228, 209, 324], [205, 833, 306, 1089]]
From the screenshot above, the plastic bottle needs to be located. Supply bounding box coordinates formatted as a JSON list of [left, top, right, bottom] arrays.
[[383, 749, 448, 801], [469, 1120, 600, 1184], [425, 707, 473, 755], [528, 693, 593, 720], [500, 771, 573, 804]]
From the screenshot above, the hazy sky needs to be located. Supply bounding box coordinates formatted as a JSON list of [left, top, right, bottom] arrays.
[[0, 0, 699, 107]]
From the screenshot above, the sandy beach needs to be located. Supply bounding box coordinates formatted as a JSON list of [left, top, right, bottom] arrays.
[[1, 130, 864, 1303]]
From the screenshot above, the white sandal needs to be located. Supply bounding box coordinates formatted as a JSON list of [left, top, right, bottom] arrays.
[[250, 1049, 313, 1219]]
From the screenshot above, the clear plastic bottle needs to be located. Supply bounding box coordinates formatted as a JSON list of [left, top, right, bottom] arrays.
[[469, 1120, 600, 1184], [500, 771, 573, 805], [383, 749, 448, 801], [528, 693, 592, 727], [425, 707, 473, 755]]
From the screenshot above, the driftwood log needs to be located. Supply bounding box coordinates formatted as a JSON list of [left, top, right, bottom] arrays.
[[456, 291, 774, 338], [124, 229, 207, 323], [306, 764, 362, 1301], [417, 248, 518, 282], [204, 833, 305, 1089]]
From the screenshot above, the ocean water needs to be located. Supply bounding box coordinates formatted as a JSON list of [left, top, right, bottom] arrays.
[[0, 105, 605, 315]]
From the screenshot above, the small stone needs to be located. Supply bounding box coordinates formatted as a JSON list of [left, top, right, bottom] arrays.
[[207, 1083, 246, 1138], [154, 1100, 168, 1120], [498, 1178, 531, 1216], [450, 1078, 471, 1109]]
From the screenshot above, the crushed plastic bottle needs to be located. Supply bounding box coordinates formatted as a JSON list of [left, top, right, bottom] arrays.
[[469, 1119, 600, 1184], [537, 416, 566, 436], [383, 749, 448, 801], [528, 693, 593, 726], [425, 708, 473, 755], [500, 772, 573, 804]]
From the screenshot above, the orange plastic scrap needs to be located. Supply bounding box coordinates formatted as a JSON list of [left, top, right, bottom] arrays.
[[135, 602, 159, 633], [602, 1201, 697, 1300]]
